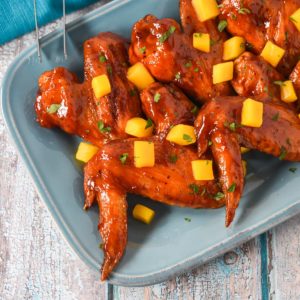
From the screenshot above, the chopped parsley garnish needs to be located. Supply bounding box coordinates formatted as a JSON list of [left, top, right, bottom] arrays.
[[208, 140, 213, 146], [184, 217, 192, 222], [145, 118, 153, 129], [97, 120, 111, 133], [119, 153, 129, 165], [129, 89, 137, 97], [159, 26, 176, 44], [273, 81, 286, 86], [272, 112, 280, 121], [107, 65, 112, 75], [175, 72, 181, 80], [185, 62, 192, 68], [210, 39, 216, 46], [213, 192, 225, 201], [189, 184, 200, 195], [238, 7, 251, 14], [228, 183, 236, 193], [289, 167, 297, 173], [99, 54, 107, 63], [47, 104, 61, 114], [154, 92, 161, 103], [183, 134, 193, 143], [194, 67, 199, 72], [191, 106, 199, 115], [218, 20, 228, 32], [224, 121, 241, 132], [279, 146, 287, 160], [230, 13, 237, 20], [169, 154, 178, 164], [139, 46, 146, 54]]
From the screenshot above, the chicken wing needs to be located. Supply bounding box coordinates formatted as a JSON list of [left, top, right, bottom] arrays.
[[35, 32, 141, 146], [140, 82, 196, 137], [195, 96, 300, 225], [219, 0, 300, 75], [84, 137, 225, 280], [129, 15, 232, 103]]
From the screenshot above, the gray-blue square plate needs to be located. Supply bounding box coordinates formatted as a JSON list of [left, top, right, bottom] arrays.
[[2, 0, 300, 287]]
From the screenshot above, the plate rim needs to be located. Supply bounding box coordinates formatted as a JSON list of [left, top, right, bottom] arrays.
[[2, 0, 300, 287]]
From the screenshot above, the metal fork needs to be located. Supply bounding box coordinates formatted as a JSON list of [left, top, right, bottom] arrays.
[[33, 0, 67, 62]]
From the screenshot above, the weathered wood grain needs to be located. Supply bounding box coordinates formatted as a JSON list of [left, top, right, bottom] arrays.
[[1, 1, 298, 299]]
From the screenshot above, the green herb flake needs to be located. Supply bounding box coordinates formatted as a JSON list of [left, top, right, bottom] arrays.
[[145, 118, 153, 129], [47, 104, 61, 114], [289, 167, 297, 173], [238, 7, 251, 14], [129, 89, 137, 97], [184, 217, 192, 222], [119, 153, 129, 165], [169, 154, 178, 164], [272, 112, 280, 121], [208, 140, 213, 146], [185, 61, 192, 68], [218, 20, 228, 32], [99, 54, 107, 63], [230, 13, 237, 20], [107, 65, 112, 75], [154, 92, 161, 103], [183, 134, 193, 143], [194, 67, 199, 72], [191, 106, 199, 115], [228, 183, 236, 193], [273, 81, 286, 86], [139, 46, 146, 54], [99, 243, 104, 249], [279, 146, 287, 160], [189, 183, 200, 195], [175, 72, 181, 80], [159, 26, 176, 44], [213, 192, 225, 201], [97, 120, 111, 133]]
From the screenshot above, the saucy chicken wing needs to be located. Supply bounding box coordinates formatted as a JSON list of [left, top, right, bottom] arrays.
[[84, 137, 225, 280], [195, 96, 300, 225], [219, 0, 300, 75], [35, 32, 141, 146], [129, 15, 232, 103]]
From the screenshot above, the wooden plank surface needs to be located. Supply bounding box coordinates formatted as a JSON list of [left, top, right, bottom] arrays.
[[0, 2, 299, 299]]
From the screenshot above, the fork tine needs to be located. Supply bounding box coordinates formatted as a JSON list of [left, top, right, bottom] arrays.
[[33, 0, 42, 62], [63, 0, 67, 59]]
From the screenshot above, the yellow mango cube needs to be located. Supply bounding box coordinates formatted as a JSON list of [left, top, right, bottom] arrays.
[[125, 117, 154, 137], [241, 98, 264, 128], [127, 62, 155, 90], [192, 0, 220, 22], [260, 41, 285, 67], [134, 141, 155, 168], [241, 147, 250, 154], [213, 62, 234, 84], [242, 160, 247, 177], [75, 142, 99, 163], [280, 80, 298, 103], [192, 160, 214, 181], [193, 33, 210, 53], [290, 8, 300, 32], [133, 204, 155, 224], [92, 74, 111, 99], [223, 36, 246, 61], [166, 124, 196, 146]]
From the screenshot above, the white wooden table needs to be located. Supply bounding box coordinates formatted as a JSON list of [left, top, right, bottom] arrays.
[[1, 2, 300, 299]]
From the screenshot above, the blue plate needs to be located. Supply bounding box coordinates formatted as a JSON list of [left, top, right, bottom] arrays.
[[2, 0, 300, 287]]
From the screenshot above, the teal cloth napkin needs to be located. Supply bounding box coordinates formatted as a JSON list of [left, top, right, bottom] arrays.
[[0, 0, 101, 45]]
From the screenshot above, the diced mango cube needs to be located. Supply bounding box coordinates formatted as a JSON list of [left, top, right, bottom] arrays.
[[125, 117, 154, 137], [127, 62, 155, 90], [166, 124, 196, 146], [223, 36, 246, 61], [260, 41, 285, 67], [280, 80, 298, 103], [92, 74, 111, 99], [75, 142, 99, 163], [290, 8, 300, 32], [241, 147, 250, 154], [133, 204, 155, 224], [134, 141, 155, 168], [242, 160, 247, 176], [192, 0, 220, 22], [193, 33, 210, 53], [213, 62, 234, 84], [241, 98, 264, 128], [192, 160, 214, 181]]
